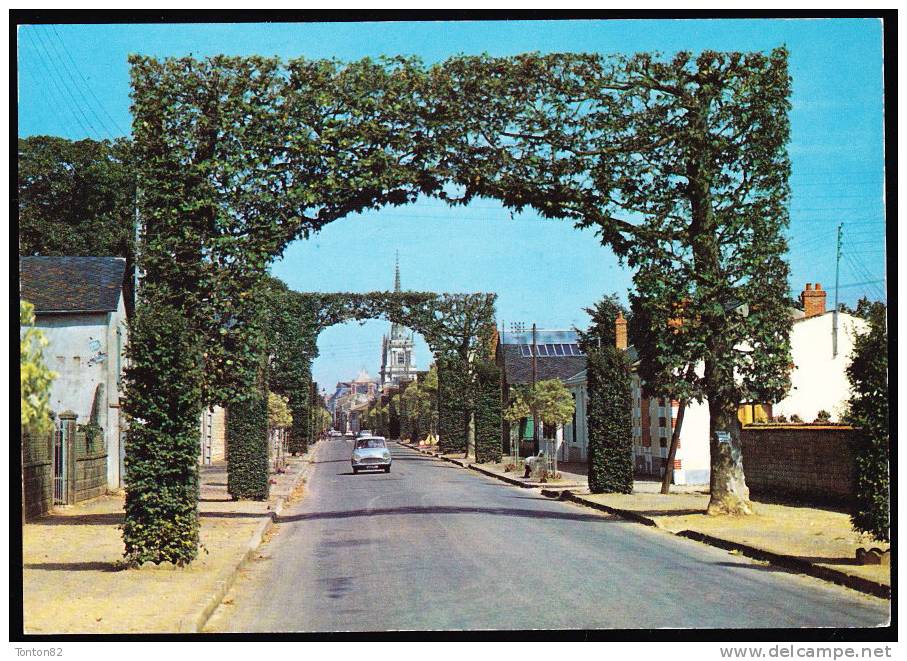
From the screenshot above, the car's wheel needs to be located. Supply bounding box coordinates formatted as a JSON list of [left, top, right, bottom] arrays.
[[384, 466, 391, 473], [352, 467, 358, 474]]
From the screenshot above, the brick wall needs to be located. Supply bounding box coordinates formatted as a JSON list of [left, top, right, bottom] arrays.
[[22, 429, 53, 519], [741, 425, 857, 506]]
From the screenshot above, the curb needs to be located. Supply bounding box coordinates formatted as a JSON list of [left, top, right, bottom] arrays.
[[401, 441, 889, 599], [675, 530, 891, 600], [469, 463, 534, 488], [546, 489, 889, 600], [186, 445, 318, 633]]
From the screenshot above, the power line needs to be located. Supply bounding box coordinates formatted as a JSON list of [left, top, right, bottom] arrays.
[[31, 27, 103, 140], [50, 25, 128, 136], [40, 25, 116, 139], [28, 29, 94, 138]]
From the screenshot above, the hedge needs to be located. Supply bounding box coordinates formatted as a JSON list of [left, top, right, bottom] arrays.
[[438, 355, 469, 454], [474, 360, 503, 464], [227, 384, 270, 501], [122, 302, 202, 565], [586, 347, 633, 494]]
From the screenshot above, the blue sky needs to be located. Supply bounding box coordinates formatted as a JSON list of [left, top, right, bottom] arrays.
[[17, 18, 888, 392]]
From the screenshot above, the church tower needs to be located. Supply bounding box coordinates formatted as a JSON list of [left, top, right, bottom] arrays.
[[380, 253, 417, 388]]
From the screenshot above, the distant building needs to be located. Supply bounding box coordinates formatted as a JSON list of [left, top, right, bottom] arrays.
[[335, 369, 378, 433], [380, 256, 418, 388]]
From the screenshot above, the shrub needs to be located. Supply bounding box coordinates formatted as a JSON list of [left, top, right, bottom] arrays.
[[20, 300, 57, 435], [790, 414, 803, 423], [586, 346, 633, 494], [846, 305, 889, 542], [814, 409, 831, 423], [775, 414, 788, 423]]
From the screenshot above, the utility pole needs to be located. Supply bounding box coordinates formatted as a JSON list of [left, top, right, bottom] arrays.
[[833, 223, 843, 358], [531, 323, 539, 456]]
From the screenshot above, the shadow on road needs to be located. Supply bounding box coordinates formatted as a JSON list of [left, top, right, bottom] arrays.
[[34, 512, 123, 526], [277, 504, 618, 525]]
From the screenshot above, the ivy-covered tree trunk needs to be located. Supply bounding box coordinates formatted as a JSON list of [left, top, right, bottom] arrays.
[[122, 302, 203, 565], [438, 355, 469, 454], [227, 364, 270, 501], [474, 360, 503, 464], [586, 348, 633, 494]]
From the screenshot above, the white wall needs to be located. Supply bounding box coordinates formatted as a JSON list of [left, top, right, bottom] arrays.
[[563, 382, 588, 462], [773, 312, 868, 423], [37, 295, 127, 491], [675, 400, 711, 485]]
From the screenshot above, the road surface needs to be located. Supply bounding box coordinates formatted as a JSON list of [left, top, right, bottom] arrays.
[[205, 440, 889, 632]]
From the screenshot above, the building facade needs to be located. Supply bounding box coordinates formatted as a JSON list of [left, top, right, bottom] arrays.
[[496, 328, 586, 459], [380, 257, 418, 388], [20, 256, 129, 493]]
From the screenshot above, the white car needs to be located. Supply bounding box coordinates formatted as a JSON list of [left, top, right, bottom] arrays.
[[351, 436, 392, 474]]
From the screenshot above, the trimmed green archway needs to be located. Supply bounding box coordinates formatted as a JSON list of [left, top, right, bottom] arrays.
[[123, 48, 793, 564]]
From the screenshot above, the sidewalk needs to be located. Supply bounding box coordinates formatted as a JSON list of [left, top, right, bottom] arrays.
[[561, 488, 890, 597], [22, 445, 317, 634], [400, 440, 891, 599]]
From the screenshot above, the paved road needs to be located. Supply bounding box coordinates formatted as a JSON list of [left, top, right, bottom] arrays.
[[206, 440, 889, 632]]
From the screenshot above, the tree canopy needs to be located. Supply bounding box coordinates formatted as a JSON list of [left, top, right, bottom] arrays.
[[18, 136, 136, 313]]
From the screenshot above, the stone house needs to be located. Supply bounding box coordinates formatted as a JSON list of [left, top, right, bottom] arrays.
[[20, 256, 129, 504]]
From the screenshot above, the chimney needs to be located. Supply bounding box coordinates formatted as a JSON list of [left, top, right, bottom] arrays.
[[801, 282, 827, 318], [615, 311, 628, 350]]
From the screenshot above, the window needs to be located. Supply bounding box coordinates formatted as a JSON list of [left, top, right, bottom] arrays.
[[553, 344, 566, 357], [659, 437, 668, 448], [520, 345, 532, 357], [659, 417, 667, 428], [536, 345, 549, 357], [397, 353, 405, 365], [570, 344, 585, 356], [356, 438, 386, 449]]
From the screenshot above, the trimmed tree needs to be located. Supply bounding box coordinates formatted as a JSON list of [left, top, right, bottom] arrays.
[[227, 360, 270, 501], [121, 302, 202, 565], [586, 348, 633, 494], [437, 354, 470, 454], [474, 360, 503, 464], [846, 304, 889, 542], [504, 379, 575, 474], [439, 49, 793, 514]]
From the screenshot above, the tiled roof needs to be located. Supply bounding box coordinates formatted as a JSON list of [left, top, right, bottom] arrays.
[[20, 256, 126, 313], [499, 344, 587, 386]]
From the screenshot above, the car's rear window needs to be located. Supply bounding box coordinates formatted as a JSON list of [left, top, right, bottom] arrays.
[[356, 438, 386, 449]]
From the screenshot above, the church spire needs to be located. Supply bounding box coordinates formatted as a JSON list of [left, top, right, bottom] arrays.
[[394, 250, 401, 293]]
